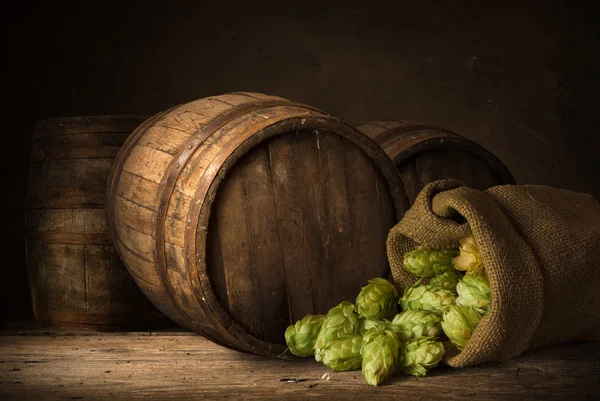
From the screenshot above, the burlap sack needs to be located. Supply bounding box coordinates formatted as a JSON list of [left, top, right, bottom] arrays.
[[387, 179, 600, 367]]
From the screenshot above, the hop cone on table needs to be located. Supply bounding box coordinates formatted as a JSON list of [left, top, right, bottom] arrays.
[[314, 301, 360, 362], [452, 236, 484, 275], [398, 337, 445, 377], [403, 248, 459, 278], [360, 329, 401, 386], [441, 305, 482, 350], [429, 271, 462, 294], [390, 310, 442, 342], [320, 333, 363, 372], [456, 274, 491, 316], [399, 280, 456, 315], [284, 314, 326, 357], [355, 278, 399, 320]]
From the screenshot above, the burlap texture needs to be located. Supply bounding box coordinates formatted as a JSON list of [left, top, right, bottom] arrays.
[[387, 179, 600, 367]]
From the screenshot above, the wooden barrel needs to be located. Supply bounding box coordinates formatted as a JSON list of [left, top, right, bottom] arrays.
[[106, 93, 407, 356], [25, 115, 170, 331], [357, 120, 515, 203]]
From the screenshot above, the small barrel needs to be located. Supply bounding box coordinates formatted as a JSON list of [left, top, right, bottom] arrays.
[[25, 115, 170, 331], [106, 93, 407, 356], [357, 120, 515, 204]]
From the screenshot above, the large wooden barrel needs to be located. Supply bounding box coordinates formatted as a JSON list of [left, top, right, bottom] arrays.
[[358, 120, 515, 203], [106, 93, 407, 356], [25, 115, 170, 331]]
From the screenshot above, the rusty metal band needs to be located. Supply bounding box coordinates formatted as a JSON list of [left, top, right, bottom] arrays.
[[374, 124, 460, 148], [154, 100, 326, 340], [29, 145, 126, 162], [33, 115, 148, 140], [28, 232, 112, 245]]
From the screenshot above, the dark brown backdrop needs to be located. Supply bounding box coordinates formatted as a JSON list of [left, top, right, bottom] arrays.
[[3, 0, 598, 320]]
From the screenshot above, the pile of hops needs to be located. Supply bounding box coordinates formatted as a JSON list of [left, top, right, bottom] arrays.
[[283, 235, 491, 386]]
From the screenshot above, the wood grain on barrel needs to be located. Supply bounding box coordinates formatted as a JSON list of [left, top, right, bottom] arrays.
[[25, 116, 168, 330], [107, 93, 406, 357], [358, 120, 515, 205]]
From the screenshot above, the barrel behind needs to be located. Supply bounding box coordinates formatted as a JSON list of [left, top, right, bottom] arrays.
[[107, 93, 408, 356], [358, 120, 515, 204], [26, 115, 169, 331]]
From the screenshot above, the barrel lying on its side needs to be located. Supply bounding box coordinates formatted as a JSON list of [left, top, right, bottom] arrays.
[[26, 115, 170, 330], [107, 93, 408, 357], [358, 120, 515, 204]]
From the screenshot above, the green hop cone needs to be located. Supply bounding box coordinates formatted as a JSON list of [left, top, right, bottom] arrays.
[[441, 305, 482, 350], [390, 310, 442, 342], [284, 314, 326, 357], [399, 280, 456, 315], [359, 319, 387, 335], [321, 333, 363, 372], [359, 318, 403, 339], [398, 337, 445, 377], [429, 271, 462, 294], [456, 274, 491, 316], [403, 248, 459, 278], [314, 301, 360, 362], [355, 278, 399, 320], [360, 329, 401, 386]]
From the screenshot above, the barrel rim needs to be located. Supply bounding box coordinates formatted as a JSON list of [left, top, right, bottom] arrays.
[[109, 97, 334, 354], [357, 120, 516, 186], [191, 114, 407, 358]]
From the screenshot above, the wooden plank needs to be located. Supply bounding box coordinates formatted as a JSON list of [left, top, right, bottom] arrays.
[[164, 98, 231, 124], [27, 209, 106, 234], [240, 144, 288, 343], [292, 131, 329, 314], [115, 243, 161, 287], [452, 149, 478, 188], [106, 247, 152, 315], [164, 243, 202, 325], [41, 243, 85, 313], [217, 92, 287, 105], [27, 159, 113, 208], [30, 133, 129, 161], [415, 150, 438, 192], [25, 243, 48, 311], [115, 171, 163, 212], [267, 135, 316, 321], [0, 332, 598, 401], [355, 123, 384, 140], [84, 245, 111, 314], [318, 132, 352, 304], [136, 125, 191, 156], [113, 194, 157, 237], [397, 157, 419, 205], [375, 176, 398, 283], [33, 116, 146, 139], [211, 159, 263, 337], [114, 219, 156, 263], [122, 144, 174, 185], [343, 138, 391, 299]]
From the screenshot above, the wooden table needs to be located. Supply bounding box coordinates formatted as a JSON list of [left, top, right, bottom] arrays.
[[0, 321, 599, 400]]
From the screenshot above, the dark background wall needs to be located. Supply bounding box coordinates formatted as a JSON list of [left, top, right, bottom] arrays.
[[2, 0, 599, 320]]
